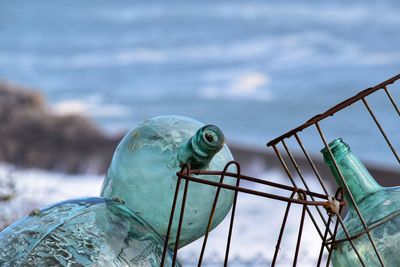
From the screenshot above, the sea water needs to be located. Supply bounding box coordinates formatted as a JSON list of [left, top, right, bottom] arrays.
[[1, 0, 400, 166]]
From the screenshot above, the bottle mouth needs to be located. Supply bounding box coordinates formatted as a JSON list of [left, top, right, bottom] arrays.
[[192, 125, 225, 157], [320, 138, 350, 164], [202, 125, 224, 148]]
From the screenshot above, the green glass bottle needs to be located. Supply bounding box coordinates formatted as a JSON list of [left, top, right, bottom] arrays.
[[321, 138, 400, 266], [0, 197, 178, 266], [101, 115, 236, 248]]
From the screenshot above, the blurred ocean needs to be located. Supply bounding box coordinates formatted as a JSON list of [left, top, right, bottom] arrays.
[[1, 0, 400, 165]]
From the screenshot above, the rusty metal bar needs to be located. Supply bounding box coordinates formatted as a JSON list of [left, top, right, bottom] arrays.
[[362, 97, 400, 164], [383, 86, 400, 117], [267, 73, 400, 147], [198, 162, 235, 265], [325, 189, 344, 267], [177, 172, 336, 206], [272, 191, 297, 266], [272, 144, 300, 188], [172, 178, 190, 265], [317, 214, 333, 267], [224, 162, 241, 267], [332, 209, 400, 245], [188, 169, 328, 200], [294, 133, 330, 196], [282, 140, 333, 237], [293, 199, 307, 267], [273, 144, 325, 240], [335, 215, 367, 267], [161, 170, 184, 267], [315, 122, 385, 267]]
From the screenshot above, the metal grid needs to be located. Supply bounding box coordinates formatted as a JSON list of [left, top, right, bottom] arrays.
[[161, 73, 400, 266]]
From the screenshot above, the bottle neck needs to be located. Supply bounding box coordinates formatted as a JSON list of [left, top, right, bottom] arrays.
[[178, 125, 225, 169], [321, 138, 381, 207]]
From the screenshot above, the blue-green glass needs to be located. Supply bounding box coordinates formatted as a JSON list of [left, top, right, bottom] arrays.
[[0, 197, 178, 266], [321, 138, 400, 266], [101, 115, 236, 248]]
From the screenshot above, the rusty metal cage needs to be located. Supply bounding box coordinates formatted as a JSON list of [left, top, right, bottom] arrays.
[[161, 73, 400, 266]]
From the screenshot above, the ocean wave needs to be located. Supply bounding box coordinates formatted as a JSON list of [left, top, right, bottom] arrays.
[[52, 96, 130, 118], [212, 2, 396, 23], [70, 49, 168, 67], [198, 72, 273, 102], [0, 49, 168, 69], [94, 2, 399, 25], [2, 33, 398, 72]]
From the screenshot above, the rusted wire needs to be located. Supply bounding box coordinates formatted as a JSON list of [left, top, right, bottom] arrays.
[[293, 194, 307, 266], [187, 170, 327, 200], [177, 171, 337, 207], [223, 161, 241, 267], [383, 86, 400, 116], [163, 74, 400, 266], [331, 209, 400, 245], [272, 191, 297, 266], [324, 188, 344, 267], [335, 215, 367, 267], [281, 140, 333, 237], [272, 144, 326, 240], [362, 97, 400, 164], [161, 165, 186, 267], [174, 162, 345, 266], [198, 162, 237, 265], [294, 133, 329, 196], [264, 74, 400, 266], [172, 177, 190, 265]]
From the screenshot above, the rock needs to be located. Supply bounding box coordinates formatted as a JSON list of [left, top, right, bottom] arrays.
[[0, 81, 119, 174]]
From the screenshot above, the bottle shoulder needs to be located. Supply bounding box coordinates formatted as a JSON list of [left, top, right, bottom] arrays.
[[0, 197, 173, 266], [338, 187, 400, 238]]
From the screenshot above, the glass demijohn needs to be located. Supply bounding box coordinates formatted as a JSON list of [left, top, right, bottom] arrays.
[[101, 115, 236, 248], [321, 138, 400, 266], [0, 197, 178, 266]]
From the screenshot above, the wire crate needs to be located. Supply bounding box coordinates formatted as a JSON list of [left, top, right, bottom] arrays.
[[161, 73, 400, 267]]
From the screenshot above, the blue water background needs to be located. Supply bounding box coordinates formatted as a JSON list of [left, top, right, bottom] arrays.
[[1, 0, 400, 167]]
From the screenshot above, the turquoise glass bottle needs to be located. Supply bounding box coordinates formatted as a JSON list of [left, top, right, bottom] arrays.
[[0, 197, 178, 266], [101, 115, 236, 248], [321, 138, 400, 266]]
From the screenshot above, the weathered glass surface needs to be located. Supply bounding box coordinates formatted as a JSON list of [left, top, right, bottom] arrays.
[[0, 197, 178, 267], [321, 138, 400, 266], [101, 115, 236, 248]]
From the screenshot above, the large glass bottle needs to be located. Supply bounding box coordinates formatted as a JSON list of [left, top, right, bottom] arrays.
[[101, 115, 236, 248], [321, 138, 400, 266], [0, 197, 178, 266]]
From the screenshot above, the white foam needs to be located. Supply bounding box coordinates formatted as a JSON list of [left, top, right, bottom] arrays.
[[52, 97, 129, 118], [69, 49, 168, 67], [94, 3, 400, 24], [2, 30, 399, 71], [199, 72, 272, 102], [0, 164, 103, 230]]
